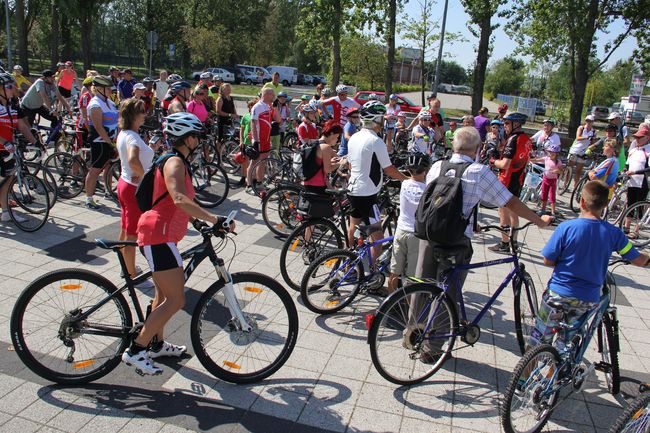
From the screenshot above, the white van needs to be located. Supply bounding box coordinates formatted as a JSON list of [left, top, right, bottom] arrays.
[[267, 66, 298, 86]]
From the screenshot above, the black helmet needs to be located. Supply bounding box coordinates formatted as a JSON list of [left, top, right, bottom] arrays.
[[405, 152, 431, 172], [91, 75, 113, 87], [142, 76, 155, 84], [0, 73, 15, 86], [504, 112, 527, 125], [170, 81, 191, 92], [243, 145, 260, 160]]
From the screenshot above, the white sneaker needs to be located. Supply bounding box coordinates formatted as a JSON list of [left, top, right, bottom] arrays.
[[121, 348, 163, 376], [148, 341, 187, 359], [1, 212, 28, 223]]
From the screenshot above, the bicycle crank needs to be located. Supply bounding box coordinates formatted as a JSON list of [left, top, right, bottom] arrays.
[[461, 323, 481, 345]]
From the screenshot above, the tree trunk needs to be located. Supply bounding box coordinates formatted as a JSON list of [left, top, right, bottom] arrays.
[[50, 0, 60, 69], [79, 7, 93, 70], [331, 0, 342, 87], [384, 0, 396, 101], [15, 0, 29, 75], [60, 14, 73, 61], [471, 15, 491, 115], [181, 0, 200, 77]]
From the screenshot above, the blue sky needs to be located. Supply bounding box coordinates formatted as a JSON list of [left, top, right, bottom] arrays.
[[395, 0, 639, 71]]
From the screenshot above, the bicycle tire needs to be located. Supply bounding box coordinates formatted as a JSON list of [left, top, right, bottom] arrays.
[[193, 162, 230, 208], [247, 157, 284, 198], [221, 140, 241, 174], [368, 283, 458, 385], [618, 201, 650, 248], [570, 176, 587, 213], [598, 312, 621, 395], [9, 173, 51, 232], [514, 271, 538, 355], [558, 166, 572, 195], [44, 152, 86, 199], [190, 271, 298, 384], [300, 249, 364, 314], [261, 184, 302, 238], [500, 344, 561, 433], [282, 131, 299, 150], [105, 160, 121, 202], [25, 162, 58, 209], [608, 391, 650, 433], [10, 269, 133, 385], [280, 218, 345, 291]]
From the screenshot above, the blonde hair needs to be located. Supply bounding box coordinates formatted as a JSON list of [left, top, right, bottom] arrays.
[[86, 70, 99, 77], [118, 98, 145, 130]]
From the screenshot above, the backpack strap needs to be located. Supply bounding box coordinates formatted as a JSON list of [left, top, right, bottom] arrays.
[[151, 150, 192, 208]]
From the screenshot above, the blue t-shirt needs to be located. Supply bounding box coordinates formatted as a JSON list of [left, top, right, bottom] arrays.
[[118, 79, 136, 99], [593, 157, 619, 187], [339, 121, 357, 156], [541, 218, 640, 303]]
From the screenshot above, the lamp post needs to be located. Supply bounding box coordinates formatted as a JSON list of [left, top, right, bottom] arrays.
[[432, 0, 449, 97], [4, 0, 12, 69]]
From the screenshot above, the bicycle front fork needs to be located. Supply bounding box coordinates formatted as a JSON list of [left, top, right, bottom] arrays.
[[214, 259, 253, 332]]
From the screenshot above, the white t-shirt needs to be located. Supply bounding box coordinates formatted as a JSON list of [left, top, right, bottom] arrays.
[[347, 128, 392, 196], [570, 125, 596, 155], [410, 125, 433, 154], [531, 130, 561, 150], [155, 80, 169, 102], [627, 143, 650, 188], [397, 179, 425, 232], [117, 130, 155, 186]]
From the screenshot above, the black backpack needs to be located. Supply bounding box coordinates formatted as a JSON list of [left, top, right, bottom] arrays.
[[135, 152, 178, 212], [414, 161, 472, 244], [292, 140, 321, 181]]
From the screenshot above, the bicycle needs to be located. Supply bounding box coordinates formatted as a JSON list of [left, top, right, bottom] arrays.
[[499, 259, 626, 433], [366, 223, 539, 385], [10, 211, 299, 385], [619, 199, 650, 249], [519, 162, 544, 206], [300, 224, 394, 314], [261, 181, 304, 238], [609, 383, 650, 433]]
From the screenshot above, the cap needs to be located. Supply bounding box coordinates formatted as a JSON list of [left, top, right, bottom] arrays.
[[133, 83, 146, 91], [585, 114, 595, 121], [109, 66, 118, 72], [300, 94, 310, 100], [82, 76, 94, 86], [498, 103, 508, 113], [42, 69, 54, 78], [608, 111, 621, 120], [543, 118, 556, 125], [426, 93, 435, 100], [633, 123, 650, 138]]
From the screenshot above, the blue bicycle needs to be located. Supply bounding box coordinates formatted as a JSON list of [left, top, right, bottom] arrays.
[[367, 223, 538, 385], [300, 224, 394, 315]]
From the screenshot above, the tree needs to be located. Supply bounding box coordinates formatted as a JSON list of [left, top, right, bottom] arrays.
[[461, 0, 506, 115], [50, 0, 60, 68], [181, 26, 231, 68], [400, 0, 435, 105], [507, 0, 649, 138], [484, 56, 526, 96], [340, 34, 386, 89]]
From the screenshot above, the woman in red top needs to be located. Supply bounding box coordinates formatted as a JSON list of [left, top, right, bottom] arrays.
[[303, 120, 343, 195], [57, 61, 78, 99], [121, 112, 233, 375]]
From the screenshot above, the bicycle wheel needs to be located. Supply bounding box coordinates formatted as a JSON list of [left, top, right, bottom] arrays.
[[514, 271, 538, 355], [608, 392, 650, 433], [570, 176, 587, 213], [280, 218, 345, 291], [190, 271, 298, 384], [44, 152, 86, 199], [368, 283, 458, 385], [9, 173, 51, 232], [500, 344, 561, 433], [558, 166, 572, 195], [104, 159, 121, 202], [248, 157, 284, 198], [604, 186, 627, 223], [282, 131, 299, 151], [193, 162, 230, 208], [619, 201, 650, 248], [221, 140, 241, 174], [10, 269, 133, 385], [300, 249, 364, 314], [25, 162, 58, 209], [261, 184, 302, 237], [597, 312, 621, 395]]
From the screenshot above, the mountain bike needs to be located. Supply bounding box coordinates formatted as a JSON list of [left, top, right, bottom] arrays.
[[366, 223, 538, 385], [300, 224, 394, 314], [261, 182, 303, 238], [609, 383, 650, 433], [10, 211, 299, 385], [500, 260, 626, 433], [619, 200, 650, 249]]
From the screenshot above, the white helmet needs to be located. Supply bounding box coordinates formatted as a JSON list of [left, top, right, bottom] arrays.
[[166, 73, 183, 83], [359, 100, 387, 124], [200, 72, 212, 80], [368, 93, 379, 101], [418, 108, 432, 120], [213, 74, 223, 81], [335, 84, 349, 94], [164, 112, 204, 138]]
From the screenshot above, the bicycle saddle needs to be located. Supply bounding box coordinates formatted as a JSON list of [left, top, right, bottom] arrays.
[[325, 188, 349, 196], [95, 238, 138, 250]]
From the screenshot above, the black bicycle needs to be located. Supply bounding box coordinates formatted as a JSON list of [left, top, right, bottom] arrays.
[[10, 211, 299, 385]]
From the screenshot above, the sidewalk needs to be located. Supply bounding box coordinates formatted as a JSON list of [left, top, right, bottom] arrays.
[[0, 180, 648, 432]]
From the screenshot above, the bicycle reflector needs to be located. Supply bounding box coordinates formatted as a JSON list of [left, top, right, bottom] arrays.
[[72, 360, 96, 369], [244, 286, 263, 293], [60, 283, 82, 290], [365, 313, 375, 330], [223, 361, 241, 370]]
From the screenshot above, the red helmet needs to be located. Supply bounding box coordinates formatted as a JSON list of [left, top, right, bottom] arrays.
[[233, 151, 246, 165], [498, 103, 508, 113]]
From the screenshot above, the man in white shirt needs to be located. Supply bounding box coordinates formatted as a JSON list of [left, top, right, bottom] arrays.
[[531, 119, 561, 152], [624, 124, 650, 234]]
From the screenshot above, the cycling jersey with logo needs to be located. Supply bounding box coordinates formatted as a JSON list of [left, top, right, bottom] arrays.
[[297, 121, 318, 144], [251, 101, 273, 152], [347, 128, 392, 196], [0, 105, 17, 149], [499, 131, 532, 186], [321, 96, 360, 127], [86, 95, 119, 142], [76, 90, 92, 129]]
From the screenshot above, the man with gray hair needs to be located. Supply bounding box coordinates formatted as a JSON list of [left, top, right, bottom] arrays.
[[410, 126, 552, 364]]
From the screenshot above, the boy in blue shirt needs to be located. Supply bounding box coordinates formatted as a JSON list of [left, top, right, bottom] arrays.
[[530, 180, 649, 347]]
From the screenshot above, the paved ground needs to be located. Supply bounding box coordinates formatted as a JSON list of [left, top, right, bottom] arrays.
[[0, 171, 649, 433]]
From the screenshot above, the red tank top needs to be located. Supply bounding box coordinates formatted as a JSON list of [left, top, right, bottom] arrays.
[[303, 154, 326, 187], [137, 156, 195, 245]]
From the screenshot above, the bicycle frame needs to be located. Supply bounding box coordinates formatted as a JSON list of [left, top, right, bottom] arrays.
[[325, 235, 394, 286]]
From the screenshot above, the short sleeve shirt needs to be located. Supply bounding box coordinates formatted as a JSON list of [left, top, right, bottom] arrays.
[[0, 104, 18, 146], [397, 179, 425, 232], [531, 130, 561, 150], [347, 128, 392, 196], [321, 96, 360, 127], [297, 121, 319, 145], [240, 112, 252, 145], [86, 96, 119, 142], [21, 78, 56, 110], [385, 104, 401, 128], [339, 121, 357, 156], [410, 125, 433, 154], [251, 101, 273, 151], [627, 144, 650, 188], [117, 129, 155, 185], [593, 157, 619, 187]]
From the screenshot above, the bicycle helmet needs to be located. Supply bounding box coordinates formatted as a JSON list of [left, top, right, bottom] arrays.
[[65, 60, 73, 66], [359, 100, 387, 123], [302, 103, 316, 113], [543, 118, 556, 126], [142, 76, 155, 84], [166, 73, 183, 83], [0, 73, 14, 86], [13, 65, 22, 71], [321, 87, 333, 97], [82, 76, 94, 87], [243, 145, 260, 160], [91, 75, 113, 87], [405, 152, 431, 172], [605, 123, 617, 131], [163, 112, 204, 137], [300, 94, 310, 101], [170, 81, 192, 92], [503, 112, 527, 125], [368, 93, 379, 101], [200, 72, 212, 80], [389, 93, 398, 100], [546, 143, 561, 153], [213, 74, 223, 82], [56, 62, 64, 68], [490, 119, 502, 126], [335, 84, 349, 94], [277, 91, 288, 98], [418, 108, 432, 120]]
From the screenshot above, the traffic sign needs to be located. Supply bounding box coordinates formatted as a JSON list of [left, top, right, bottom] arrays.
[[146, 31, 158, 50], [630, 74, 644, 97], [169, 44, 175, 58]]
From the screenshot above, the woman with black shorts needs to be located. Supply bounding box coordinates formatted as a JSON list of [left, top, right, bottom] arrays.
[[215, 83, 238, 146]]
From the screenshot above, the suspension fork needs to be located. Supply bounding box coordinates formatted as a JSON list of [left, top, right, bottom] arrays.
[[213, 257, 253, 332]]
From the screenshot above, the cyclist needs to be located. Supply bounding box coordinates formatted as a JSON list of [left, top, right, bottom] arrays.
[[272, 91, 291, 150], [531, 118, 561, 152], [215, 83, 238, 146], [262, 72, 284, 95], [20, 70, 70, 131], [295, 94, 311, 119], [108, 66, 120, 88], [0, 72, 38, 223], [84, 75, 119, 210], [568, 114, 597, 190], [345, 100, 408, 265], [12, 65, 30, 97], [303, 120, 342, 195], [122, 112, 234, 375], [530, 142, 563, 216], [197, 72, 213, 89], [445, 120, 457, 150], [385, 94, 401, 152], [211, 75, 223, 98], [297, 103, 319, 145], [410, 110, 434, 154], [407, 95, 443, 141], [186, 85, 210, 123], [141, 77, 156, 114], [339, 107, 360, 157], [321, 85, 360, 128], [75, 76, 94, 150], [154, 70, 169, 104], [118, 69, 136, 100], [167, 81, 191, 114], [474, 107, 490, 142], [489, 112, 532, 253], [608, 111, 630, 170], [160, 74, 182, 114], [623, 125, 650, 236], [530, 180, 649, 348], [56, 61, 78, 100], [237, 98, 258, 188], [250, 87, 281, 191], [590, 123, 617, 154]]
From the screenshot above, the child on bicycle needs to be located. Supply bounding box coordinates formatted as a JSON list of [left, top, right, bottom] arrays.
[[530, 143, 563, 216], [530, 180, 649, 348], [587, 139, 619, 199], [388, 152, 430, 294]]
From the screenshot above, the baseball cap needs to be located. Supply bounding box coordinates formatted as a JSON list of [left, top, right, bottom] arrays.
[[633, 123, 649, 138], [585, 115, 595, 122], [608, 111, 621, 120], [426, 93, 435, 100], [133, 83, 146, 91]]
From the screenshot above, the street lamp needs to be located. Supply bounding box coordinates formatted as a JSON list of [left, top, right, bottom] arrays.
[[4, 0, 11, 69]]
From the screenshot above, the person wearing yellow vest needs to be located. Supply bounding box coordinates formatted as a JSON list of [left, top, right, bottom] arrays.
[[12, 65, 31, 97]]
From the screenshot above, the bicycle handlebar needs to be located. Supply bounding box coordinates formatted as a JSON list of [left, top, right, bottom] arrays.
[[481, 221, 535, 234], [192, 210, 238, 237]]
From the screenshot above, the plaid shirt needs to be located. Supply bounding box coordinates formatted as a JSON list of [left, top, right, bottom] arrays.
[[426, 153, 513, 238]]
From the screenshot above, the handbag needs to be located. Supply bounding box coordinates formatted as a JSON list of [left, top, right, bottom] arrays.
[[298, 192, 334, 218]]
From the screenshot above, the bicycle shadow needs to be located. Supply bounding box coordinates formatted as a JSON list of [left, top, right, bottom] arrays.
[[310, 294, 383, 341]]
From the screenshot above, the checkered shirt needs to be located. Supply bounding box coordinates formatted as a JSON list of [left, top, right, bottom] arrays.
[[426, 153, 513, 238]]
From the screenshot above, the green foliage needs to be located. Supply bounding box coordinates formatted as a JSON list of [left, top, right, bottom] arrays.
[[340, 34, 386, 89], [181, 25, 231, 68], [484, 57, 526, 95]]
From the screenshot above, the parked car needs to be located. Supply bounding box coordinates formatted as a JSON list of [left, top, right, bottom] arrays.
[[312, 75, 327, 85], [437, 83, 453, 93], [625, 110, 645, 127], [591, 105, 610, 121], [266, 66, 298, 86], [450, 84, 472, 95], [534, 100, 548, 116], [235, 65, 272, 85], [300, 74, 312, 85], [353, 91, 422, 114], [193, 67, 235, 83]]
